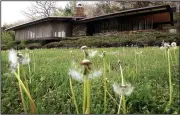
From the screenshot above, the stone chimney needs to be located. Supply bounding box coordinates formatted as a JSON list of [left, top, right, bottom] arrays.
[[74, 4, 85, 17]]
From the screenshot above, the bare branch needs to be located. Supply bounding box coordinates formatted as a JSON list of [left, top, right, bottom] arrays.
[[23, 1, 58, 20]]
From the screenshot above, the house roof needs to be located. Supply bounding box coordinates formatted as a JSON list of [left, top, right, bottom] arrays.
[[6, 5, 173, 31], [77, 5, 173, 23], [5, 16, 84, 31]]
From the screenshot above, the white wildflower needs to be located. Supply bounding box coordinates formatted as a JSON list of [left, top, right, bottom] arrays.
[[99, 51, 106, 58], [22, 53, 31, 64], [89, 50, 98, 58], [8, 49, 18, 72], [113, 83, 134, 96], [8, 49, 31, 72], [171, 42, 177, 47], [88, 69, 103, 79], [171, 42, 177, 49], [68, 69, 83, 82], [164, 42, 170, 48], [18, 53, 31, 65]]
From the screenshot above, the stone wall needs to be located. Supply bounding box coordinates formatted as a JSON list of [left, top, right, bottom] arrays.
[[72, 23, 86, 36]]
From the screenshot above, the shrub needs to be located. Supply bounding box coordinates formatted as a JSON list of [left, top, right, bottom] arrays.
[[27, 43, 42, 49], [43, 42, 63, 48], [1, 45, 8, 50]]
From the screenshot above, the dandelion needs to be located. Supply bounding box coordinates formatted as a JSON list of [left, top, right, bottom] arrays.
[[88, 50, 98, 58], [171, 42, 177, 49], [68, 69, 83, 82], [18, 53, 31, 65], [99, 51, 106, 58], [8, 49, 36, 113], [113, 83, 134, 96], [8, 49, 18, 72], [163, 42, 171, 49], [8, 49, 31, 72], [88, 69, 103, 79]]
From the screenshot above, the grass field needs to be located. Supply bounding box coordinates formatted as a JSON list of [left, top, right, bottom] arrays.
[[1, 47, 179, 114]]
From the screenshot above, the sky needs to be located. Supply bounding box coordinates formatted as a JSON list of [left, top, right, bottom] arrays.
[[1, 1, 71, 26]]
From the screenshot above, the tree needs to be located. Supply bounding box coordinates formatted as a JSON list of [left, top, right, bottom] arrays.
[[61, 1, 76, 16], [22, 1, 58, 20]]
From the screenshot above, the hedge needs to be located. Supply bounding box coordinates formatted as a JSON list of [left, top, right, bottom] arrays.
[[1, 31, 179, 50]]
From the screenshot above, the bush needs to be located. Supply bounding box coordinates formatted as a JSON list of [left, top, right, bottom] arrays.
[[43, 42, 63, 48], [27, 43, 42, 49], [1, 45, 8, 50]]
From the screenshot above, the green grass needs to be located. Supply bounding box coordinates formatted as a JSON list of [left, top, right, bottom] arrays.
[[1, 47, 179, 114]]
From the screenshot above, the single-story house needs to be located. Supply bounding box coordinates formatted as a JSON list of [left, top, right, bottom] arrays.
[[6, 4, 174, 41]]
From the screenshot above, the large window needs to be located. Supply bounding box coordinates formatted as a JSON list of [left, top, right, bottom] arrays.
[[54, 31, 65, 37], [30, 31, 35, 38]]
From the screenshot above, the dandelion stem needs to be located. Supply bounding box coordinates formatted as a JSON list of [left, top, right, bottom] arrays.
[[21, 62, 34, 113], [69, 77, 79, 114], [13, 71, 36, 113], [83, 79, 87, 114], [86, 79, 91, 114], [119, 63, 126, 114], [135, 52, 138, 75], [122, 96, 126, 114], [103, 56, 107, 113], [17, 64, 27, 114], [21, 65, 30, 93], [167, 49, 173, 106], [106, 90, 119, 106], [173, 49, 177, 64], [117, 95, 123, 114], [33, 52, 36, 74], [119, 64, 124, 85]]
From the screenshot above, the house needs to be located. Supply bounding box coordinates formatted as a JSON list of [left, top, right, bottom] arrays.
[[6, 4, 174, 41]]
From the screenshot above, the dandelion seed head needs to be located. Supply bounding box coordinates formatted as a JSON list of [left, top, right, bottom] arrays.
[[68, 69, 83, 82], [8, 49, 18, 72], [89, 50, 98, 58], [21, 53, 31, 64], [171, 42, 177, 49], [113, 83, 134, 96], [18, 53, 30, 65], [163, 42, 170, 48], [8, 49, 18, 65], [88, 69, 103, 79]]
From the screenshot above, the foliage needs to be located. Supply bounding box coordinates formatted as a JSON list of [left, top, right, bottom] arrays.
[[1, 31, 15, 50], [27, 43, 42, 49], [1, 31, 179, 51], [61, 1, 76, 16]]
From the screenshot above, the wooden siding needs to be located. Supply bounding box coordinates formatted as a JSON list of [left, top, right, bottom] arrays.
[[15, 21, 72, 40], [87, 12, 171, 35], [51, 22, 72, 38], [15, 22, 52, 40]]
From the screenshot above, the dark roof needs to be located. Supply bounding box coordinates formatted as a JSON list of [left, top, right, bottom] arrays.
[[6, 5, 173, 31], [5, 16, 84, 31], [77, 5, 172, 23]]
